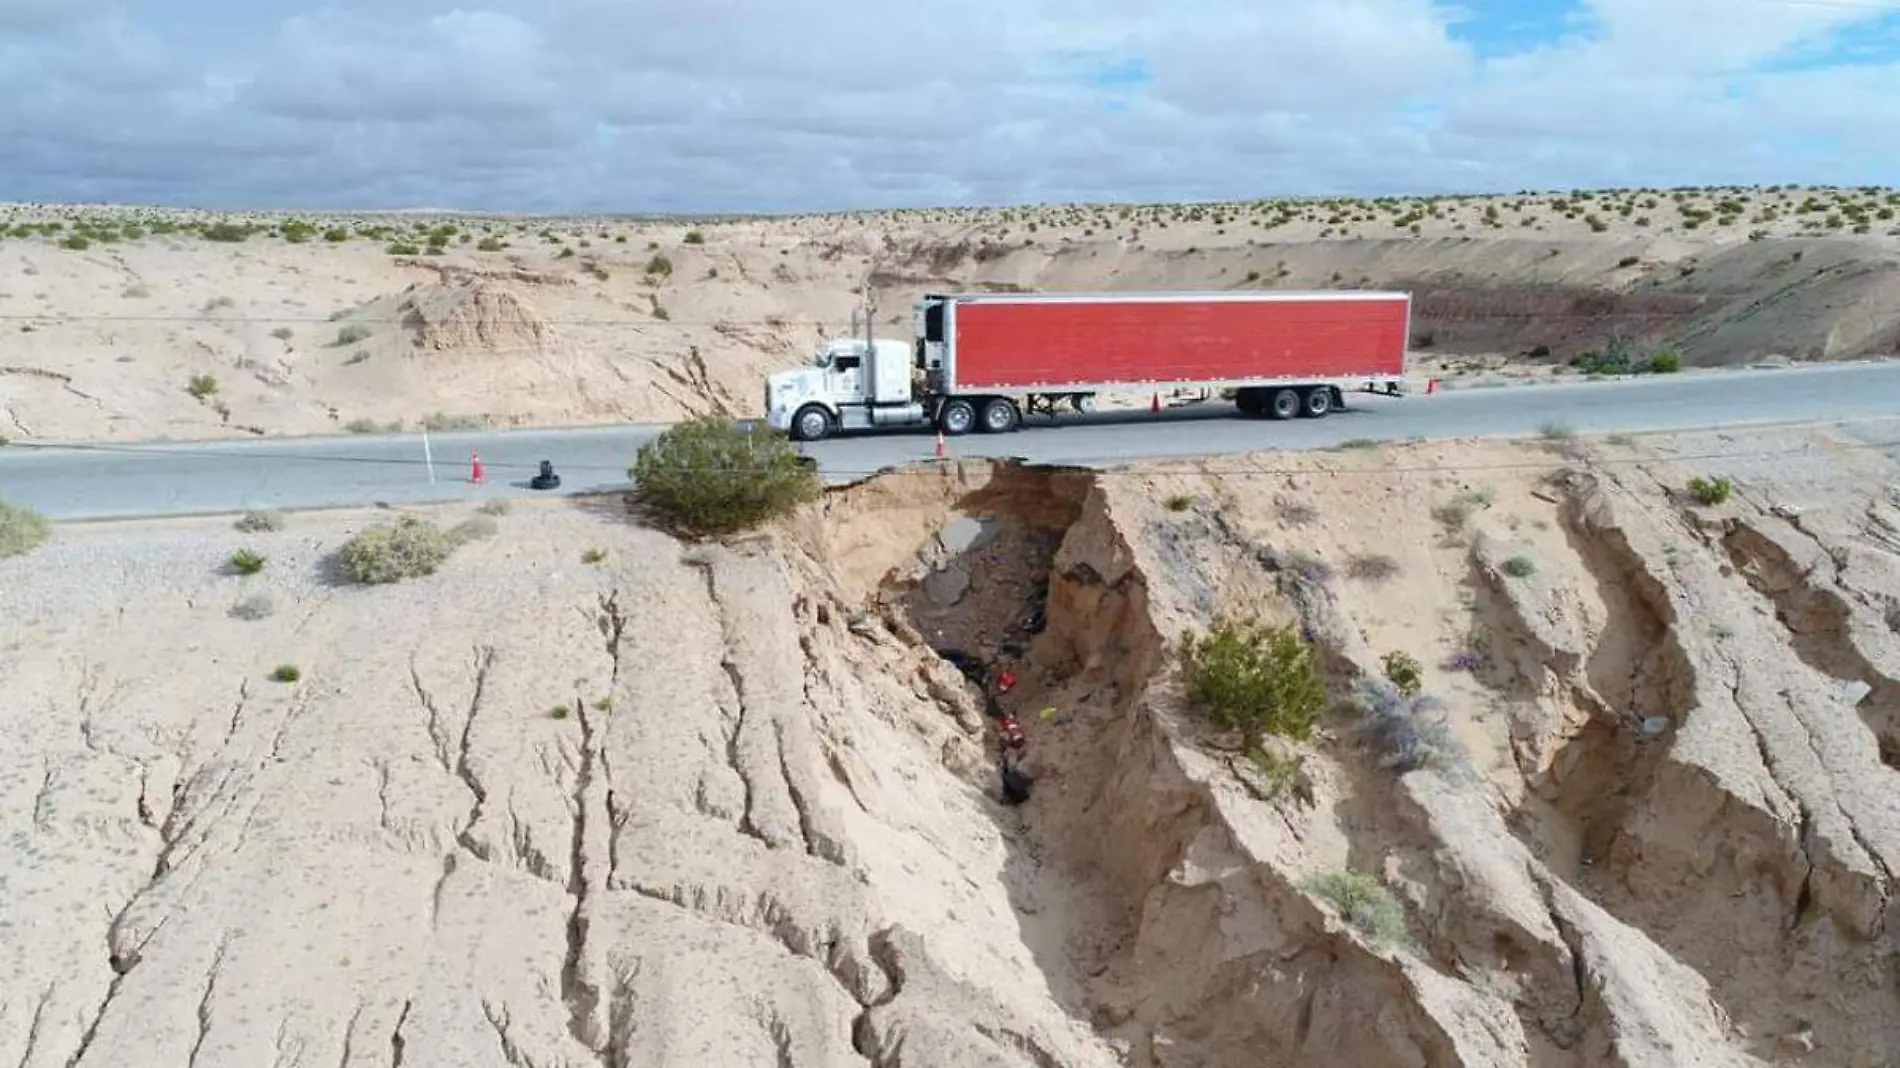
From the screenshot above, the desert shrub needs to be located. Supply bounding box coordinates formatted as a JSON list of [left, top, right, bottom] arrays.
[[343, 418, 380, 433], [449, 514, 499, 542], [1501, 554, 1538, 578], [230, 592, 275, 621], [202, 222, 252, 242], [1274, 497, 1318, 526], [335, 515, 456, 583], [1246, 743, 1310, 802], [0, 499, 51, 558], [1538, 421, 1575, 441], [334, 324, 372, 346], [477, 498, 511, 516], [1687, 475, 1733, 506], [645, 252, 673, 276], [1305, 870, 1407, 948], [1351, 676, 1466, 774], [581, 547, 607, 564], [270, 664, 301, 682], [1163, 493, 1193, 512], [630, 415, 821, 537], [1346, 553, 1400, 583], [422, 412, 486, 431], [233, 509, 284, 533], [682, 229, 705, 244], [476, 235, 507, 251], [229, 548, 266, 575], [1648, 349, 1681, 373], [1182, 618, 1327, 747], [1381, 651, 1423, 696], [322, 228, 350, 242], [186, 374, 218, 400]]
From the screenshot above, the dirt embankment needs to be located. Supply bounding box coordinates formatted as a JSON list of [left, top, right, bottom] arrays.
[[3, 422, 1899, 1067]]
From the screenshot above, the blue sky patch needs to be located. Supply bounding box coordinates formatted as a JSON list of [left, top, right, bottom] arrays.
[[1754, 7, 1900, 73], [1444, 0, 1591, 59]]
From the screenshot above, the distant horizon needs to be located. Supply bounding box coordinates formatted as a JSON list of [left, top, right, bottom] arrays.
[[2, 182, 1897, 222]]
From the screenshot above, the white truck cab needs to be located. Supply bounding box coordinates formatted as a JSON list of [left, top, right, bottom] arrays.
[[764, 336, 923, 442]]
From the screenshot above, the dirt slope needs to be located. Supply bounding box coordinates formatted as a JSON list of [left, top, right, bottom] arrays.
[[3, 418, 1899, 1066], [1, 185, 1897, 442]]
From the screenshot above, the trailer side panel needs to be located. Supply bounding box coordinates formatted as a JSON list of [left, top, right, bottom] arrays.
[[945, 294, 1409, 392]]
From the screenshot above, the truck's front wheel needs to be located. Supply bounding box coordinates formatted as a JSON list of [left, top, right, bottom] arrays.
[[937, 398, 977, 436], [790, 404, 833, 442]]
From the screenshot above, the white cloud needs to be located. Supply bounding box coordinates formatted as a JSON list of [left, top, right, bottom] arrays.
[[0, 0, 1896, 211]]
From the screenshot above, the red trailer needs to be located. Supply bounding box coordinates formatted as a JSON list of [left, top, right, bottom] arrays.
[[765, 290, 1413, 441]]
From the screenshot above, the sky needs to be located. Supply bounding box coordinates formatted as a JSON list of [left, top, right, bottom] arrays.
[[1, 0, 1898, 213]]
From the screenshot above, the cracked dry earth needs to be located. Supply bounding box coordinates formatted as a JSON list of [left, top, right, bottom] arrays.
[[6, 420, 1900, 1068]]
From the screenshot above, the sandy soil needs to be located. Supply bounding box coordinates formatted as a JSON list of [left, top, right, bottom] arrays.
[[5, 418, 1899, 1066], [2, 185, 1898, 443]]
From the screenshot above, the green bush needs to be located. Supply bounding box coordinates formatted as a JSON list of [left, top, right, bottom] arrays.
[[270, 664, 301, 683], [1305, 870, 1407, 948], [1687, 475, 1733, 506], [1381, 651, 1423, 696], [186, 374, 218, 400], [630, 415, 821, 537], [1501, 554, 1538, 578], [682, 229, 705, 244], [645, 252, 673, 276], [335, 515, 456, 583], [0, 499, 51, 558], [1648, 349, 1681, 373], [1182, 618, 1327, 748], [229, 548, 266, 574]]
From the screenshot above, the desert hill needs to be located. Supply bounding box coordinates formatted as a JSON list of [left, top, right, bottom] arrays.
[[1, 184, 1897, 443]]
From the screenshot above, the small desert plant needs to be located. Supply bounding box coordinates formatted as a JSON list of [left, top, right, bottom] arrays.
[[1648, 349, 1681, 373], [1246, 744, 1310, 802], [1501, 554, 1538, 578], [1305, 870, 1407, 948], [581, 547, 608, 564], [335, 515, 456, 584], [1345, 553, 1400, 583], [0, 499, 51, 558], [1163, 493, 1194, 512], [449, 514, 499, 542], [1444, 648, 1487, 673], [1182, 618, 1327, 747], [1283, 551, 1334, 589], [630, 415, 821, 537], [334, 324, 372, 346], [229, 548, 267, 575], [186, 374, 218, 400], [343, 418, 380, 434], [1274, 497, 1319, 526], [682, 229, 705, 244], [1331, 437, 1380, 450], [1538, 421, 1576, 441], [551, 704, 571, 720], [234, 509, 284, 533], [1351, 676, 1466, 774], [229, 592, 275, 621], [1686, 475, 1733, 506], [645, 252, 673, 276], [422, 412, 486, 432], [477, 498, 511, 516], [270, 326, 293, 341], [270, 664, 301, 683], [1381, 651, 1423, 696]]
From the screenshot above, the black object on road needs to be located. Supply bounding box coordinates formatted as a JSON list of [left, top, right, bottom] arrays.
[[530, 460, 562, 490]]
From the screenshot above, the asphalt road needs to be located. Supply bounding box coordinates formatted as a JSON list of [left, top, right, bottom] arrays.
[[4, 360, 1900, 521]]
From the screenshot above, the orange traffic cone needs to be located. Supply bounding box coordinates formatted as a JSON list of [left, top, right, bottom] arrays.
[[468, 452, 486, 483], [934, 431, 946, 459]]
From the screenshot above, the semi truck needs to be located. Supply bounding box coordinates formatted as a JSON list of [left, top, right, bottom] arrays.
[[763, 289, 1412, 442]]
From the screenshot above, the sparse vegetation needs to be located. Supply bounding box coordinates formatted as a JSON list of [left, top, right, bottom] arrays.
[[1163, 493, 1194, 512], [0, 499, 51, 558], [630, 415, 821, 538], [581, 547, 608, 564], [230, 592, 275, 621], [1686, 475, 1734, 505], [270, 664, 301, 683], [1351, 676, 1467, 774], [1304, 870, 1408, 949], [1182, 618, 1327, 748], [229, 548, 267, 575], [1346, 553, 1400, 583], [422, 412, 486, 432], [1501, 554, 1538, 578], [1274, 497, 1319, 526], [186, 374, 219, 401], [450, 514, 500, 542], [235, 509, 285, 533], [477, 499, 511, 516], [335, 515, 457, 584], [334, 324, 372, 346]]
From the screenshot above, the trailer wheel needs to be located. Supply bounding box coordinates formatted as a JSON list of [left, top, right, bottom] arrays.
[[790, 404, 833, 442], [1267, 388, 1301, 420], [977, 397, 1019, 434], [1298, 388, 1333, 418], [938, 398, 977, 436]]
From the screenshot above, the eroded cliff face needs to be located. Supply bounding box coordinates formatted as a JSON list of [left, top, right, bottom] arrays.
[[4, 425, 1897, 1068]]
